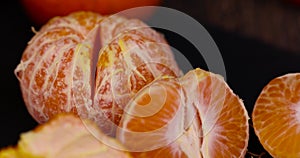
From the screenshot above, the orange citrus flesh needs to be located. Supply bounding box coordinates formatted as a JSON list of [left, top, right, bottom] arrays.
[[0, 114, 131, 158], [93, 15, 181, 135], [181, 69, 249, 157], [14, 12, 103, 123], [94, 31, 180, 135], [116, 68, 249, 157], [14, 11, 181, 136], [252, 73, 300, 157], [116, 76, 203, 157]]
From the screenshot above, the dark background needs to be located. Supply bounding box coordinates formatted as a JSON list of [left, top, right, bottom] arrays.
[[1, 0, 300, 157]]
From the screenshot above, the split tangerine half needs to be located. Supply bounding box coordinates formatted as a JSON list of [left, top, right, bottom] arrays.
[[116, 77, 200, 157], [116, 68, 249, 157], [182, 69, 249, 157], [252, 73, 300, 157]]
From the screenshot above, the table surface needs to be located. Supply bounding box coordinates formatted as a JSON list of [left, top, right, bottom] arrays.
[[1, 1, 300, 157]]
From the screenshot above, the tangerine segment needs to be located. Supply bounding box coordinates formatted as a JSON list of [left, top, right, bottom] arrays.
[[129, 117, 203, 158], [252, 73, 300, 157], [116, 77, 203, 157], [180, 68, 249, 158], [99, 15, 166, 46], [0, 114, 131, 158], [14, 12, 103, 122], [94, 29, 181, 136]]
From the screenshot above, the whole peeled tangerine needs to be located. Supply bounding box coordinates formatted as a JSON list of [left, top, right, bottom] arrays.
[[15, 11, 181, 136]]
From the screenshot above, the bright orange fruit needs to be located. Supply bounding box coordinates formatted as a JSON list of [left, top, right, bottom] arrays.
[[117, 76, 202, 157], [14, 11, 181, 136], [93, 15, 181, 135], [252, 73, 300, 157], [181, 69, 249, 157], [116, 68, 249, 157]]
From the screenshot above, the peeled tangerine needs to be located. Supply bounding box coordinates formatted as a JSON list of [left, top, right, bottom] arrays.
[[252, 73, 300, 157], [116, 68, 249, 157], [14, 11, 181, 136], [0, 114, 131, 158]]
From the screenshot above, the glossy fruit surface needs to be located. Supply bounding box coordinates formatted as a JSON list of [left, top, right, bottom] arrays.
[[20, 0, 162, 25], [14, 11, 181, 136], [116, 68, 249, 157], [252, 73, 300, 157]]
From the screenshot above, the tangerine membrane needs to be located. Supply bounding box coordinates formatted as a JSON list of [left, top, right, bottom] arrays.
[[15, 12, 104, 123]]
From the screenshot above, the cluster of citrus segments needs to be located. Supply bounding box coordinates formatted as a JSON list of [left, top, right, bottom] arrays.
[[116, 68, 249, 157], [14, 11, 181, 136], [0, 114, 132, 158], [252, 73, 300, 157], [13, 11, 252, 157]]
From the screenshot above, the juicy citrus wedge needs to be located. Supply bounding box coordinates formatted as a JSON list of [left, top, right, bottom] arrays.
[[0, 114, 131, 158], [116, 77, 200, 157], [116, 68, 249, 157], [252, 73, 300, 157], [181, 69, 249, 157]]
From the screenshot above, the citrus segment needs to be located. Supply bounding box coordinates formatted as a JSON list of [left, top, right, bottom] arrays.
[[252, 73, 300, 157], [14, 12, 103, 123], [99, 15, 166, 46], [0, 114, 131, 158], [94, 29, 180, 135], [180, 68, 249, 158], [116, 68, 249, 157], [116, 77, 203, 157]]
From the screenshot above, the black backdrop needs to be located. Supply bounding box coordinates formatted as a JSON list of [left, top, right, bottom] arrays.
[[1, 1, 300, 157]]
